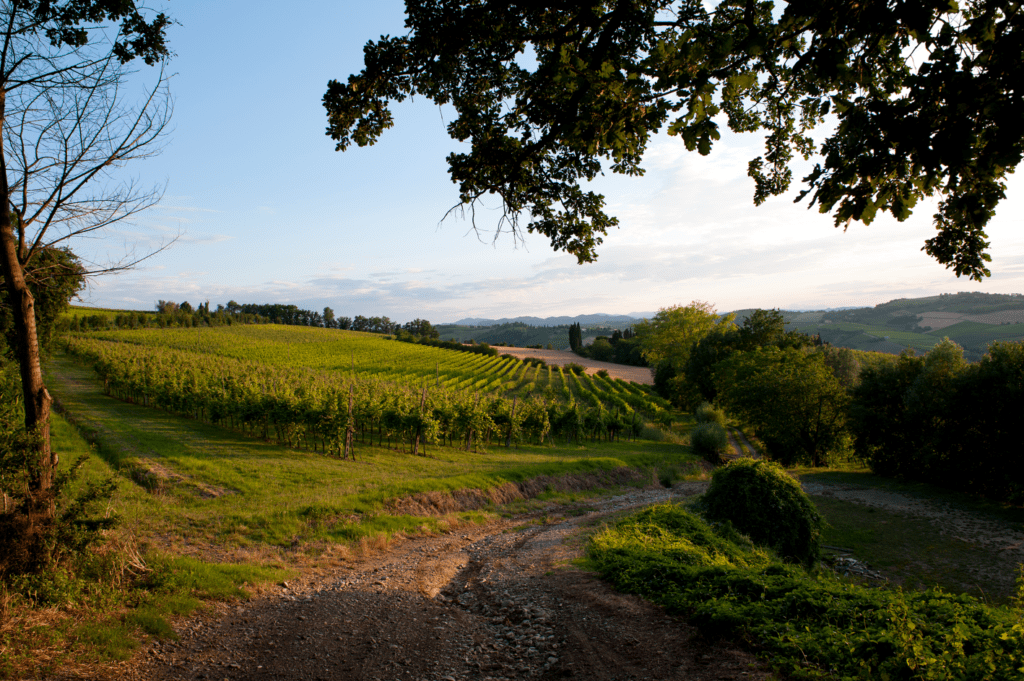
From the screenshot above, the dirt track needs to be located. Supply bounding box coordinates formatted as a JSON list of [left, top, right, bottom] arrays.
[[490, 348, 653, 386], [119, 484, 769, 681]]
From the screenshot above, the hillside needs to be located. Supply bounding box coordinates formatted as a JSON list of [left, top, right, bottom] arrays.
[[734, 292, 1024, 361], [436, 321, 634, 350], [452, 313, 652, 327]]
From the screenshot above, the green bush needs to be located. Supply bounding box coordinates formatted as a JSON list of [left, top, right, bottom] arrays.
[[563, 362, 586, 375], [690, 422, 729, 464], [694, 402, 726, 427], [700, 459, 824, 566], [586, 504, 1023, 681]]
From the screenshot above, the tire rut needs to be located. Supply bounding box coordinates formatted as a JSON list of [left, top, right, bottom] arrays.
[[107, 486, 768, 681]]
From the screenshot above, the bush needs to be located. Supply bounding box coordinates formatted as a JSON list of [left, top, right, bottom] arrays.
[[694, 402, 726, 427], [700, 459, 824, 566], [563, 362, 586, 375], [690, 422, 729, 464], [1, 362, 117, 576], [587, 504, 1023, 681]]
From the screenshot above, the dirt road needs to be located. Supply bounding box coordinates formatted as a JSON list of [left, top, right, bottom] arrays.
[[123, 485, 768, 681], [490, 348, 653, 386]]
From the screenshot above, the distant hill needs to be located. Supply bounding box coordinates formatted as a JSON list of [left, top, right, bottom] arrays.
[[452, 313, 653, 327], [746, 292, 1024, 361], [437, 317, 644, 350]]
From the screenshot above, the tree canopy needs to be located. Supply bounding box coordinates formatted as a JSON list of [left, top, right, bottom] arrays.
[[634, 301, 735, 370], [326, 0, 1022, 280]]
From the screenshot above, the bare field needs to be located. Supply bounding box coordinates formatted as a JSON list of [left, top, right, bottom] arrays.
[[915, 312, 966, 331], [493, 347, 654, 385], [964, 310, 1024, 325]]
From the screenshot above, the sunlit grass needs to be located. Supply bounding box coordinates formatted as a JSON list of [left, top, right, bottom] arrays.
[[47, 354, 694, 557]]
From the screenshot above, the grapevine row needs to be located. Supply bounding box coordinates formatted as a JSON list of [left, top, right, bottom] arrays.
[[62, 337, 654, 458]]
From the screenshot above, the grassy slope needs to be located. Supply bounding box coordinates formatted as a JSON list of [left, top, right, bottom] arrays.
[[48, 353, 693, 557], [736, 292, 1024, 360]]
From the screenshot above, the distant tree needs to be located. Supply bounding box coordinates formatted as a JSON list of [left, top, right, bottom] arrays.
[[635, 302, 735, 404], [817, 346, 861, 387], [568, 322, 582, 353], [156, 300, 178, 315], [635, 302, 735, 369], [323, 307, 336, 329], [403, 318, 439, 339], [588, 337, 614, 362], [337, 316, 352, 330], [685, 309, 815, 403], [179, 301, 193, 314]]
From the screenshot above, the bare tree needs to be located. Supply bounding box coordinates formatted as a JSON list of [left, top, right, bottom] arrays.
[[0, 1, 171, 541]]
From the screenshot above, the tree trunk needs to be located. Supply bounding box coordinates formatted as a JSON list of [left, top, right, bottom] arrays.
[[0, 174, 56, 526]]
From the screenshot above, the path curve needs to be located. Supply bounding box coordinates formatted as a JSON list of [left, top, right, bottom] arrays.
[[119, 485, 769, 681]]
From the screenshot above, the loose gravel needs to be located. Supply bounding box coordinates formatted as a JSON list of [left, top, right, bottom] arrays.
[[115, 485, 769, 681]]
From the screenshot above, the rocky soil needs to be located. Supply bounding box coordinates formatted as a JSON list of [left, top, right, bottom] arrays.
[[115, 484, 770, 681]]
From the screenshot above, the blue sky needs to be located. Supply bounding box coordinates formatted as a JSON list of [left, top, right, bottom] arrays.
[[74, 0, 1024, 322]]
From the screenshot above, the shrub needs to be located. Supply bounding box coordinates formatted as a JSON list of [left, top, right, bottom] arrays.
[[587, 505, 1023, 681], [700, 458, 824, 566], [694, 402, 726, 427], [1, 362, 118, 576], [563, 362, 586, 375], [690, 422, 729, 464], [595, 369, 609, 379]]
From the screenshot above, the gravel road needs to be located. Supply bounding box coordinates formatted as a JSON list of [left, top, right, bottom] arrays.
[[122, 484, 769, 681]]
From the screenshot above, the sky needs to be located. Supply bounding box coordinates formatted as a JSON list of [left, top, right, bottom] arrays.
[[69, 0, 1024, 323]]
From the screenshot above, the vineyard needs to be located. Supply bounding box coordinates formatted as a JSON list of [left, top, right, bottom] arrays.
[[61, 326, 672, 458]]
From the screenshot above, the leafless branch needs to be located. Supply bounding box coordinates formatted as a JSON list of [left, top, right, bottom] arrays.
[[3, 49, 172, 270]]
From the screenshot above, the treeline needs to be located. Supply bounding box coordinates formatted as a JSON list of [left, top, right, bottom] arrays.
[[570, 326, 645, 366], [666, 308, 1023, 502], [850, 340, 1022, 501], [59, 300, 441, 338], [394, 334, 499, 356]]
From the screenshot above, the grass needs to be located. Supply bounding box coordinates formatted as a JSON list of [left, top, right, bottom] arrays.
[[584, 504, 1024, 680], [788, 466, 1024, 604], [46, 354, 693, 557], [15, 333, 1020, 677], [0, 406, 294, 676], [0, 351, 700, 677]]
